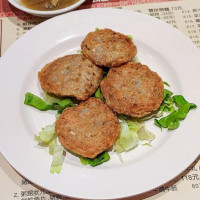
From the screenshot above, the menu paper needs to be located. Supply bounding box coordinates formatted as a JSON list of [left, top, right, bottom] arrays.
[[120, 0, 200, 49], [0, 0, 200, 199]]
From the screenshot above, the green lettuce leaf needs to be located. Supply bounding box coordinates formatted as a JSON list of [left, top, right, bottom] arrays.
[[77, 50, 83, 55], [159, 89, 175, 113], [163, 81, 170, 87], [127, 35, 133, 40], [163, 88, 173, 99], [79, 151, 110, 167], [94, 87, 104, 101], [24, 92, 52, 111], [173, 95, 189, 107], [24, 92, 74, 111], [155, 99, 197, 130]]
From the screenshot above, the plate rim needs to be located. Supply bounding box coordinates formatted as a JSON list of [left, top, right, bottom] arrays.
[[0, 8, 200, 199]]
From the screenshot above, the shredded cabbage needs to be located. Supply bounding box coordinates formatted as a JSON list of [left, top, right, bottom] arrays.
[[126, 120, 142, 133], [49, 139, 57, 155], [35, 123, 56, 145], [38, 124, 56, 143], [35, 122, 65, 174], [50, 145, 65, 174], [113, 121, 139, 153], [114, 119, 155, 154], [137, 126, 155, 141]]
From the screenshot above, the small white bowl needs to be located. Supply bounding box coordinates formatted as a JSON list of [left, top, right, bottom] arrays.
[[8, 0, 86, 17]]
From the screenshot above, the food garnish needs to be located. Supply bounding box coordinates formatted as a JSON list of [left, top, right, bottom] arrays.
[[80, 152, 110, 167], [24, 92, 74, 112], [155, 95, 197, 130], [34, 122, 65, 174]]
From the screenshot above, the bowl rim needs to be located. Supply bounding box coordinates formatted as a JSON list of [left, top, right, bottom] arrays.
[[8, 0, 86, 15]]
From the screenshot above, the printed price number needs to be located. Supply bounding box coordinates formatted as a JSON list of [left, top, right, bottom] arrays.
[[182, 174, 200, 181], [192, 183, 200, 189]]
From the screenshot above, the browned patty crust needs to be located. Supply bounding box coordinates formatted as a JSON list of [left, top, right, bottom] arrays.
[[81, 28, 137, 67], [56, 98, 121, 158], [38, 54, 103, 100], [100, 62, 164, 118]]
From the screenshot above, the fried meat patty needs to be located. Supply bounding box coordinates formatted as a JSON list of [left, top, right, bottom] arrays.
[[38, 54, 103, 100], [56, 98, 121, 158], [81, 28, 137, 67], [100, 62, 164, 118]]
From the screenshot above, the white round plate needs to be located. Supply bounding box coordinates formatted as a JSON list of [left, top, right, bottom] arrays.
[[8, 0, 86, 17], [0, 8, 200, 200]]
